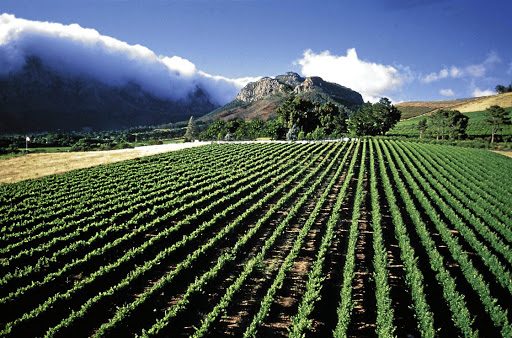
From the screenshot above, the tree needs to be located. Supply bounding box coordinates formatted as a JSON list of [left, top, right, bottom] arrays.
[[184, 116, 199, 142], [200, 119, 226, 140], [418, 118, 427, 138], [485, 105, 511, 143], [446, 111, 469, 140], [428, 110, 447, 140], [496, 83, 512, 94], [496, 85, 507, 94], [371, 98, 402, 135], [317, 101, 348, 136], [276, 95, 318, 134], [348, 103, 374, 136], [286, 124, 299, 141], [347, 98, 401, 136], [428, 109, 468, 140], [246, 119, 265, 140], [263, 119, 286, 140], [310, 126, 327, 140]]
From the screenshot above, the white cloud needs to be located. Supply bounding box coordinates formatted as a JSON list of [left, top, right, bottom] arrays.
[[440, 88, 455, 97], [296, 48, 403, 102], [450, 66, 463, 78], [422, 51, 501, 83], [465, 64, 486, 78], [472, 87, 494, 97], [0, 13, 258, 106], [423, 68, 449, 83]]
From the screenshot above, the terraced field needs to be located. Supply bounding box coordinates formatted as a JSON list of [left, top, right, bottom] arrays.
[[1, 140, 511, 337]]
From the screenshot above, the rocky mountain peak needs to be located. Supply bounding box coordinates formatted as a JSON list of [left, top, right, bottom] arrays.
[[203, 72, 365, 123], [275, 72, 305, 88], [235, 77, 288, 103]]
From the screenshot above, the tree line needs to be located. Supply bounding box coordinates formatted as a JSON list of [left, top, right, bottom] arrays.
[[416, 105, 511, 143], [496, 83, 512, 94], [197, 95, 401, 141]]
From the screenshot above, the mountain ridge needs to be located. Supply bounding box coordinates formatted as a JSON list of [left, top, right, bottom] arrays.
[[0, 56, 218, 133], [201, 72, 364, 122]]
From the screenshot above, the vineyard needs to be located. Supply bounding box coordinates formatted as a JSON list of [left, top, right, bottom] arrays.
[[1, 139, 512, 337]]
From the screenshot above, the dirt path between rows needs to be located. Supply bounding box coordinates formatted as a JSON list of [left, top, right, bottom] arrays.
[[0, 142, 211, 184]]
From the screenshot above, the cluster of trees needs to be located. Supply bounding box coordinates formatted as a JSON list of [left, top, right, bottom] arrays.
[[347, 98, 401, 136], [496, 83, 512, 94], [199, 118, 286, 141], [416, 105, 511, 143], [199, 95, 401, 141], [418, 109, 469, 140]]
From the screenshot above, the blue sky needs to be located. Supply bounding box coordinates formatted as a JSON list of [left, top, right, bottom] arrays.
[[2, 0, 511, 103]]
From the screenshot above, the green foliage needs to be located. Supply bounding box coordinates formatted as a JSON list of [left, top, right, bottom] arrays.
[[275, 96, 348, 139], [200, 120, 226, 141], [495, 83, 512, 94], [428, 109, 469, 140], [2, 141, 512, 336], [418, 118, 427, 138], [262, 119, 286, 140], [277, 95, 319, 133], [310, 126, 327, 140], [348, 98, 401, 136], [485, 105, 511, 143]]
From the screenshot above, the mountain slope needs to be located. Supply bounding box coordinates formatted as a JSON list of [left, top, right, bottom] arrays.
[[201, 72, 364, 122], [0, 57, 218, 133]]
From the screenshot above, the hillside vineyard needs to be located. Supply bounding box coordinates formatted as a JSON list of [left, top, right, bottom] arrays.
[[1, 140, 512, 337]]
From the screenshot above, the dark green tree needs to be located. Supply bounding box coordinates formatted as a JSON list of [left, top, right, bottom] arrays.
[[418, 118, 427, 138], [276, 96, 318, 134], [200, 119, 226, 140], [496, 85, 507, 94], [317, 101, 348, 136], [263, 119, 286, 140], [485, 105, 511, 143], [496, 84, 512, 94], [446, 111, 469, 140], [348, 103, 375, 136], [428, 109, 468, 140], [245, 119, 265, 140], [371, 98, 402, 135], [348, 98, 400, 136], [184, 116, 199, 142]]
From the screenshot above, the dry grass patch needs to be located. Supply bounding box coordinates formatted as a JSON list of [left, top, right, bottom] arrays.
[[0, 142, 210, 184], [491, 150, 512, 158]]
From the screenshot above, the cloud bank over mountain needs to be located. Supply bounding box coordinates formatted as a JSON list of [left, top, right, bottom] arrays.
[[0, 14, 258, 106]]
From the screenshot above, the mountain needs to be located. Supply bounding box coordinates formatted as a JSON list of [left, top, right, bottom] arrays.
[[200, 72, 364, 122], [0, 56, 218, 133]]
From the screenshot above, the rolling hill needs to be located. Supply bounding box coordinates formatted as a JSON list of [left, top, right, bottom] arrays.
[[396, 92, 512, 120]]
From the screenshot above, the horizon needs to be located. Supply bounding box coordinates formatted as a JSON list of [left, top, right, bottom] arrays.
[[1, 0, 512, 104]]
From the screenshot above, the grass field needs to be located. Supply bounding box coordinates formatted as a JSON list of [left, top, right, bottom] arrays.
[[1, 140, 511, 337]]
